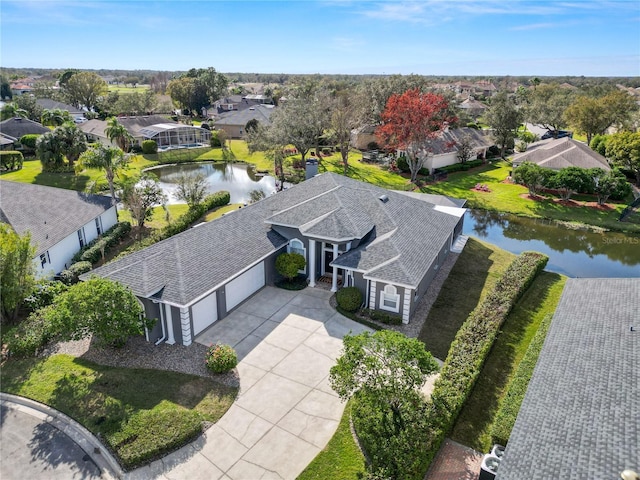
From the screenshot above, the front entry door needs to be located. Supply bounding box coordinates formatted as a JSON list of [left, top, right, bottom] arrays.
[[324, 250, 334, 274]]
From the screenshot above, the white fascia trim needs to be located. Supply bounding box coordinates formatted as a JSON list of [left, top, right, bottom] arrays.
[[433, 205, 466, 219]]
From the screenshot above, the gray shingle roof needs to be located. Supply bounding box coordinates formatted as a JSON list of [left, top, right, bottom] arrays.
[[214, 105, 274, 127], [511, 137, 611, 170], [36, 98, 83, 114], [91, 173, 462, 305], [0, 117, 49, 138], [0, 180, 113, 255], [496, 278, 640, 480]]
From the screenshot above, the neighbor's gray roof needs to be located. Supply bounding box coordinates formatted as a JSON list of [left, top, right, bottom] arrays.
[[511, 137, 611, 170], [80, 115, 178, 139], [496, 278, 640, 480], [0, 117, 49, 138], [394, 190, 467, 208], [91, 173, 463, 305], [214, 105, 274, 127], [36, 98, 83, 114], [0, 180, 114, 255], [429, 127, 493, 156]]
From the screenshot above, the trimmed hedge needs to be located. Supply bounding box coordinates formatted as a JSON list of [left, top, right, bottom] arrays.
[[142, 140, 158, 154], [365, 309, 403, 325], [0, 151, 24, 171], [435, 159, 483, 174], [72, 221, 132, 264], [20, 134, 39, 150], [410, 251, 549, 475], [490, 312, 554, 446], [336, 287, 362, 312], [59, 261, 92, 285], [157, 191, 230, 240]]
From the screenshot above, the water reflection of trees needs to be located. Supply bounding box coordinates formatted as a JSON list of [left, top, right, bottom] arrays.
[[468, 210, 640, 265]]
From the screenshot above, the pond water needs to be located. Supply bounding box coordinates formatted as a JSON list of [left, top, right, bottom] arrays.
[[150, 162, 277, 205], [463, 210, 640, 278]]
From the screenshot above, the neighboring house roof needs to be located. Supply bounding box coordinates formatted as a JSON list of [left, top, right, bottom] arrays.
[[36, 98, 83, 114], [512, 137, 611, 170], [459, 97, 488, 111], [0, 117, 49, 138], [214, 104, 274, 127], [0, 133, 17, 146], [80, 115, 178, 139], [0, 180, 113, 256], [429, 127, 493, 156], [79, 119, 109, 139], [394, 190, 467, 208], [496, 278, 640, 480], [90, 173, 463, 306]]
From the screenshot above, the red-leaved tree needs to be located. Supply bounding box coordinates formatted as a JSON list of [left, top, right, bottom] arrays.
[[376, 89, 455, 183]]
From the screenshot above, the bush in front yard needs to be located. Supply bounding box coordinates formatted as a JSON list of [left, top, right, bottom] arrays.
[[336, 287, 362, 312], [142, 140, 158, 154], [2, 307, 59, 358], [205, 343, 237, 373], [275, 252, 306, 281]]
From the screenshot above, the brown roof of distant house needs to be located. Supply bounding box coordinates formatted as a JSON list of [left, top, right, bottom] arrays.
[[512, 137, 611, 171]]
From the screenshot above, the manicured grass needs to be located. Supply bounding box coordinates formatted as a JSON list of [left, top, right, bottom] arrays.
[[107, 85, 150, 93], [204, 203, 243, 221], [0, 354, 237, 469], [450, 271, 566, 452], [298, 401, 366, 480], [422, 161, 639, 233], [117, 204, 189, 230], [319, 153, 410, 190], [418, 237, 515, 360], [0, 156, 157, 192]]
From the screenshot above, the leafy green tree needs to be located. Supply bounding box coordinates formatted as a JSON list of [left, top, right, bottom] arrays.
[[0, 75, 12, 100], [0, 224, 36, 323], [525, 83, 575, 132], [330, 89, 359, 174], [330, 330, 439, 430], [46, 276, 145, 347], [548, 166, 591, 201], [64, 71, 107, 111], [590, 134, 609, 156], [590, 168, 631, 205], [275, 252, 306, 281], [513, 161, 548, 196], [78, 143, 130, 204], [174, 172, 209, 208], [13, 94, 44, 122], [455, 134, 475, 164], [36, 123, 87, 170], [41, 108, 72, 127], [0, 103, 28, 120], [484, 90, 523, 158], [246, 122, 287, 191], [105, 116, 134, 151], [605, 131, 640, 185], [167, 67, 228, 114], [119, 173, 167, 234]]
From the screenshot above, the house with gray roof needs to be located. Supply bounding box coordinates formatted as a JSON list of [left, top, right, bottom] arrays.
[[496, 278, 640, 480], [0, 117, 49, 140], [512, 136, 611, 171], [80, 115, 211, 150], [0, 180, 118, 277], [90, 172, 466, 346], [214, 104, 275, 139]]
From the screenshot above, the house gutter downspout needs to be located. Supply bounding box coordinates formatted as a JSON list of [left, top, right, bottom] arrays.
[[154, 302, 167, 346]]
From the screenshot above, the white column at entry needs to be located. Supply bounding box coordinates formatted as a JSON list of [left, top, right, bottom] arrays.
[[309, 239, 316, 287], [331, 243, 339, 292], [164, 303, 176, 345]]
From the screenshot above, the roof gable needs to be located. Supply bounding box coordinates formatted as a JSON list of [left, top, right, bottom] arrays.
[[512, 137, 611, 170], [0, 117, 50, 138]]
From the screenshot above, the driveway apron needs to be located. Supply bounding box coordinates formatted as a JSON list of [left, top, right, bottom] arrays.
[[130, 286, 370, 480]]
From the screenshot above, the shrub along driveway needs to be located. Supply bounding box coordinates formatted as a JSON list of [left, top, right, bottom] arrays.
[[131, 286, 370, 480]]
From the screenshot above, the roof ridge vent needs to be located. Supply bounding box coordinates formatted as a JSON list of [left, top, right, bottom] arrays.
[[379, 194, 389, 203]]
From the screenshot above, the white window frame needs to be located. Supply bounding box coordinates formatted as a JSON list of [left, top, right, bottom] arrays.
[[379, 284, 400, 313], [77, 228, 86, 248], [95, 217, 103, 236], [287, 238, 307, 273]]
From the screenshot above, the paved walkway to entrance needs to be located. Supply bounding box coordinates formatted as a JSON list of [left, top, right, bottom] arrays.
[[129, 286, 370, 480]]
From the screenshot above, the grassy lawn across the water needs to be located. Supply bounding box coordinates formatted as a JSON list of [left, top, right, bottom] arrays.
[[422, 160, 639, 233], [450, 271, 566, 452], [0, 354, 237, 470], [418, 237, 515, 360]]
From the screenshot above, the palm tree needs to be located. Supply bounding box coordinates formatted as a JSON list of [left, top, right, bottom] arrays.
[[0, 103, 28, 121], [77, 143, 130, 205], [105, 117, 134, 152], [41, 108, 72, 127]]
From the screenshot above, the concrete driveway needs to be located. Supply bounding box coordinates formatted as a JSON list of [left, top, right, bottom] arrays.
[[131, 286, 370, 480]]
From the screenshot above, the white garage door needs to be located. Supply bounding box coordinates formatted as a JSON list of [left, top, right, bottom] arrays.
[[225, 262, 265, 311], [191, 292, 218, 336]]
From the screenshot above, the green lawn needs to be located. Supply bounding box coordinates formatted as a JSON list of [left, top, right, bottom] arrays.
[[107, 85, 150, 93], [418, 237, 515, 360], [297, 401, 366, 480], [422, 161, 639, 233], [0, 354, 237, 470], [117, 204, 189, 230], [450, 271, 566, 452]]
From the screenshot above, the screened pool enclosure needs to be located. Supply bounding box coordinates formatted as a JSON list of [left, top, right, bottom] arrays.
[[139, 123, 211, 150]]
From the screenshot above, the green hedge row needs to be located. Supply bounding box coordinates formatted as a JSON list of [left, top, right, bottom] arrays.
[[434, 159, 483, 174], [0, 151, 24, 171], [156, 191, 230, 240], [430, 251, 548, 431], [71, 221, 132, 265], [490, 312, 554, 446]]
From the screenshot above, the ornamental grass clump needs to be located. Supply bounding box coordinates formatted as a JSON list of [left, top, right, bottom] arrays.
[[205, 343, 238, 373]]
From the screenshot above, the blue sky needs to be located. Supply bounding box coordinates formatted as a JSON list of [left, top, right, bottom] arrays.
[[1, 0, 639, 76]]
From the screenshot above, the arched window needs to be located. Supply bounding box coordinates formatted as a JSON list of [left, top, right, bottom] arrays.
[[287, 238, 306, 273], [380, 284, 400, 313]]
